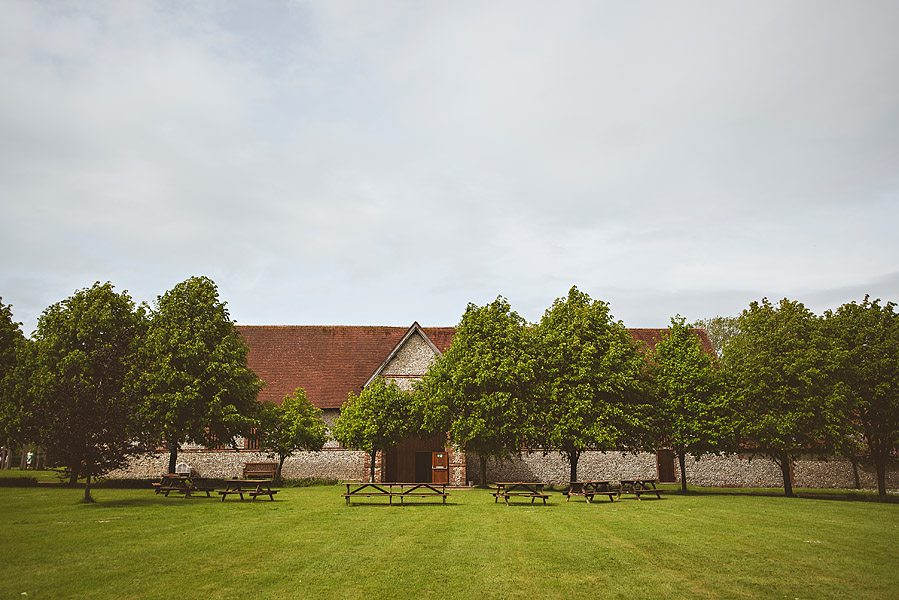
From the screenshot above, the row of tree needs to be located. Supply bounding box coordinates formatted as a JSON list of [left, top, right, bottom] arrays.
[[0, 278, 326, 502], [333, 287, 899, 498], [2, 281, 896, 499]]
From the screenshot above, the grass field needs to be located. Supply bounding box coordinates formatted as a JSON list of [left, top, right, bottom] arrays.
[[1, 482, 897, 600]]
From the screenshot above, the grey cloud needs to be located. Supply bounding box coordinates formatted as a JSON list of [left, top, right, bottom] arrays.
[[2, 1, 898, 336]]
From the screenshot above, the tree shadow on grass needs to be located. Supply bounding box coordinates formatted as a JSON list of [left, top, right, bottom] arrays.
[[85, 496, 221, 508], [666, 488, 899, 503]]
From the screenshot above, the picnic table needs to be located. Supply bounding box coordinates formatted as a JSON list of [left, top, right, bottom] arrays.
[[492, 482, 551, 505], [564, 480, 616, 503], [218, 478, 279, 501], [153, 473, 214, 498], [618, 478, 664, 500], [341, 482, 449, 505], [391, 483, 449, 505]]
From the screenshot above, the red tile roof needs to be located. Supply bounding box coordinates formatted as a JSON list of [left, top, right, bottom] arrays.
[[628, 328, 716, 355], [237, 325, 455, 409], [237, 325, 714, 410]]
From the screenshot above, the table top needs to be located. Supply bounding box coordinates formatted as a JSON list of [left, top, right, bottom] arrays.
[[227, 479, 273, 484], [343, 482, 447, 490], [495, 482, 545, 486], [343, 482, 391, 490]]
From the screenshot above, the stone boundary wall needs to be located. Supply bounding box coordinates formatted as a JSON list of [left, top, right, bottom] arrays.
[[468, 451, 899, 490], [109, 447, 898, 491], [107, 448, 370, 481], [468, 451, 658, 486]]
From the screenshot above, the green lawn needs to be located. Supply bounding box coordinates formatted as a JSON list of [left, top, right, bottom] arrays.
[[0, 467, 63, 483], [0, 485, 896, 600]]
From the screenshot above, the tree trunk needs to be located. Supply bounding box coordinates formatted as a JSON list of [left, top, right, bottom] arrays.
[[83, 474, 94, 503], [168, 442, 179, 475], [276, 455, 286, 485], [874, 453, 888, 499], [567, 450, 580, 483], [850, 457, 861, 490], [68, 460, 79, 485], [678, 451, 688, 493], [777, 452, 794, 498], [478, 453, 488, 486], [369, 451, 376, 483]]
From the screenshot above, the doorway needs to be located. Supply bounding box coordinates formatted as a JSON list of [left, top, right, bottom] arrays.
[[384, 433, 447, 482], [414, 452, 432, 482], [657, 450, 676, 483]]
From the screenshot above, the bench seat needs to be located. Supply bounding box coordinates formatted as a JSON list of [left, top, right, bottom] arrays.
[[632, 489, 663, 498], [219, 489, 278, 501], [394, 492, 448, 504], [566, 491, 616, 503], [492, 492, 550, 505]]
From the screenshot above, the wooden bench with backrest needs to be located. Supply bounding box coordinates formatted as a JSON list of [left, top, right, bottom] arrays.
[[242, 462, 278, 479]]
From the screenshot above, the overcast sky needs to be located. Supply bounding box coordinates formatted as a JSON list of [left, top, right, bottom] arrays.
[[2, 1, 898, 335]]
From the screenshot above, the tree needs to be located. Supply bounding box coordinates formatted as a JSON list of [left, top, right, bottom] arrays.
[[648, 315, 725, 492], [28, 283, 153, 502], [415, 297, 534, 485], [137, 276, 262, 473], [332, 377, 411, 482], [532, 286, 646, 482], [823, 296, 899, 499], [0, 298, 29, 466], [257, 388, 328, 483], [694, 315, 740, 360], [723, 298, 837, 497]]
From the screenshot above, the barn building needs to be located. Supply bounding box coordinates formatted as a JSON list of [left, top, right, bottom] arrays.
[[110, 322, 896, 491]]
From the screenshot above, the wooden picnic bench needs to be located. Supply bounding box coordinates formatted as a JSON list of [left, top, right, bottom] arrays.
[[342, 482, 393, 505], [341, 482, 450, 505], [218, 478, 279, 501], [492, 482, 551, 505], [564, 480, 616, 503], [154, 473, 215, 498], [618, 479, 664, 500], [391, 483, 449, 505]]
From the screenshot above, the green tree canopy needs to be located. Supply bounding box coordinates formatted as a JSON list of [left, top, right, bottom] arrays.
[[823, 296, 899, 498], [28, 283, 152, 501], [0, 298, 29, 454], [415, 296, 534, 485], [724, 298, 838, 497], [694, 315, 741, 360], [257, 388, 328, 483], [648, 315, 725, 491], [136, 276, 262, 473], [532, 286, 646, 482], [332, 377, 411, 482]]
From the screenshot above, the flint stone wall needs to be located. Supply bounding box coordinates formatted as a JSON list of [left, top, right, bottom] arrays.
[[468, 451, 658, 486], [107, 448, 369, 480], [469, 451, 899, 490], [381, 330, 436, 391]]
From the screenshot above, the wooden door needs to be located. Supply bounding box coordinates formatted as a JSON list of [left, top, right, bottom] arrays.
[[657, 450, 676, 483], [431, 451, 449, 484]]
